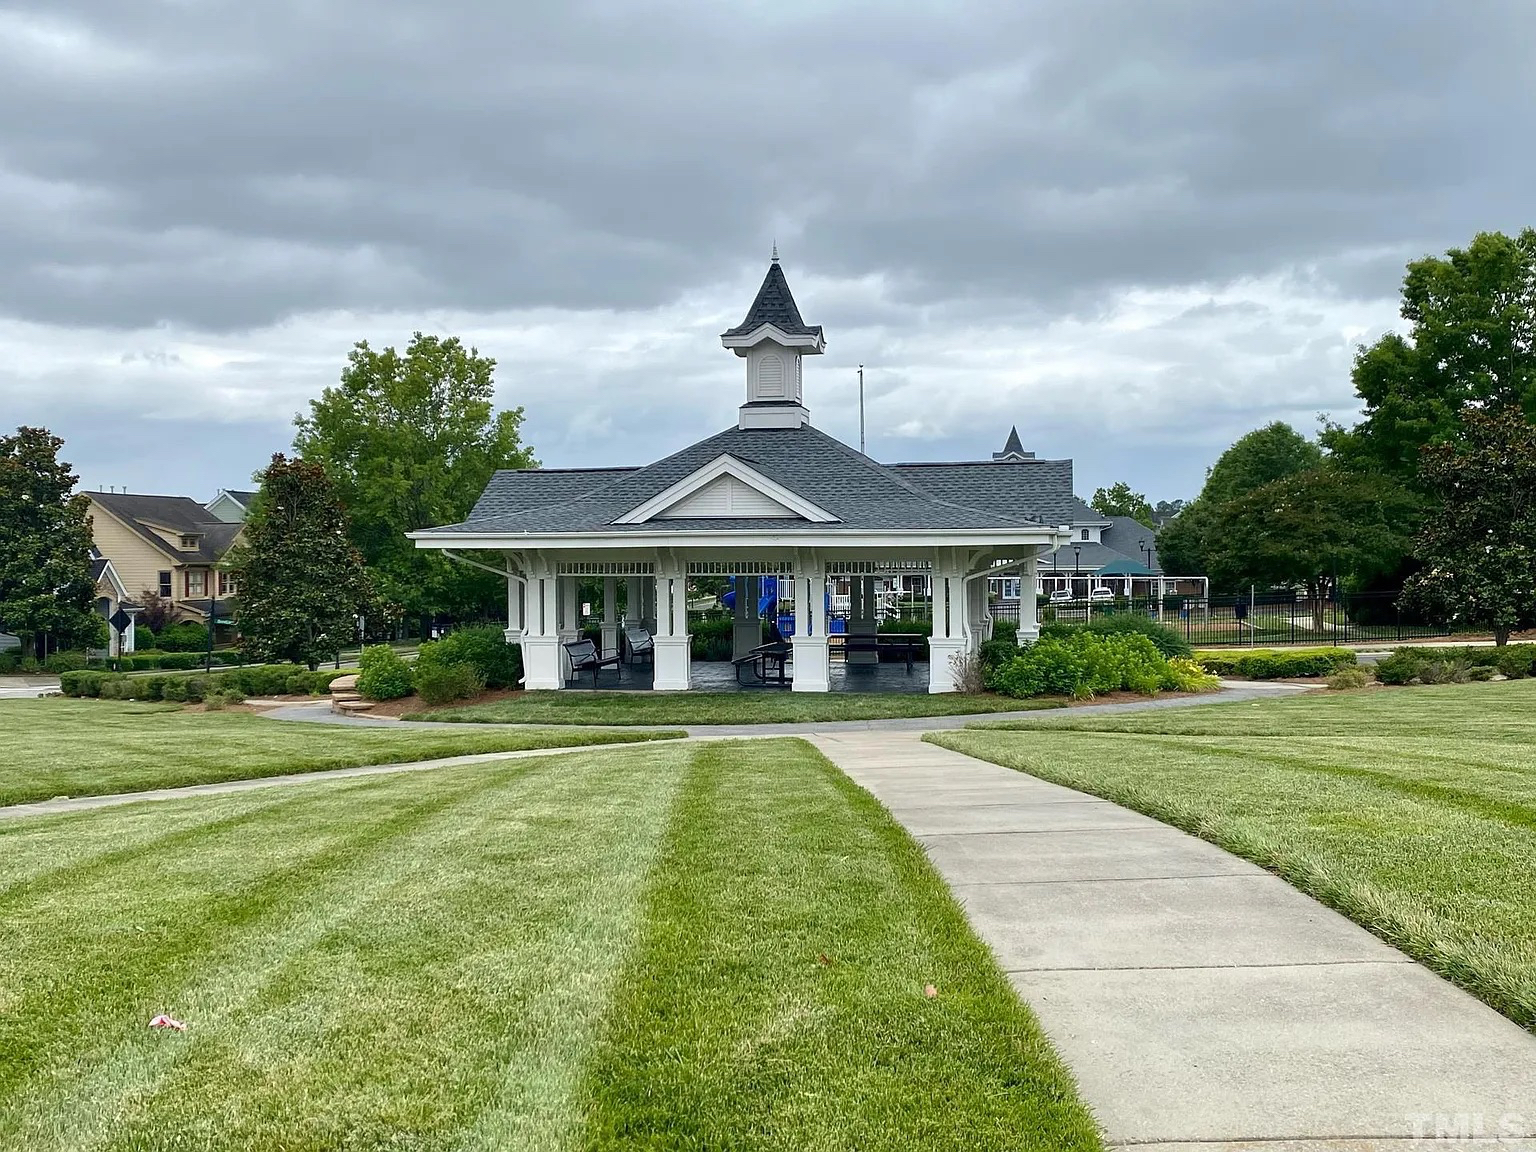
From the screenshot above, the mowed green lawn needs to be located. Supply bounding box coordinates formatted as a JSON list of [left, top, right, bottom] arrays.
[[932, 679, 1536, 1029], [0, 699, 680, 808], [421, 689, 1062, 726], [0, 739, 1100, 1151]]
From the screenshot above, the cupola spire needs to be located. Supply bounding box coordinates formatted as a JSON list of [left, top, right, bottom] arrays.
[[721, 254, 825, 431]]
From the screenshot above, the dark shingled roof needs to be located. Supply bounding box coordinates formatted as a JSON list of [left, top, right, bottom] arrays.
[[423, 423, 1074, 537], [720, 260, 823, 340], [90, 493, 242, 563]]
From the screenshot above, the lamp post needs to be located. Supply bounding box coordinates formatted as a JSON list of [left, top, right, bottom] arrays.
[[205, 577, 216, 673]]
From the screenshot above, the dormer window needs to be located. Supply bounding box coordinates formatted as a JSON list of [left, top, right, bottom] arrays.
[[1081, 528, 1090, 541], [179, 534, 200, 550]]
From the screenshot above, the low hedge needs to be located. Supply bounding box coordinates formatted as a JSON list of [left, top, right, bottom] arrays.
[[60, 665, 347, 701], [1042, 614, 1191, 659], [989, 631, 1218, 700], [1196, 648, 1357, 679], [1374, 644, 1536, 685]]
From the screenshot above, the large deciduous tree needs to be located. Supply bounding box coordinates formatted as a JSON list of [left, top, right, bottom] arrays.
[[1324, 229, 1536, 483], [1400, 408, 1536, 646], [1206, 468, 1417, 628], [232, 454, 373, 669], [0, 427, 103, 659], [293, 334, 536, 624], [1156, 422, 1323, 583], [1091, 482, 1155, 528]]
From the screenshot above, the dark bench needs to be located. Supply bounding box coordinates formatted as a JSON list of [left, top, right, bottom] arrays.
[[563, 639, 622, 687], [733, 640, 792, 686], [622, 626, 654, 666], [838, 632, 923, 674]]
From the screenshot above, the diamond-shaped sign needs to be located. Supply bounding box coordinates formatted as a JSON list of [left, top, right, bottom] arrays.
[[109, 608, 132, 633]]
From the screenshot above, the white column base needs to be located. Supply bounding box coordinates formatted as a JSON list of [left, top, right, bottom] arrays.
[[732, 619, 762, 660], [927, 637, 966, 693], [791, 635, 830, 692], [1017, 621, 1040, 644], [600, 622, 619, 659], [521, 635, 563, 691], [652, 635, 691, 691]]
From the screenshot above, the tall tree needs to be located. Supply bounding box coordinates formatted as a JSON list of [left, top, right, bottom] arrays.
[[1206, 467, 1417, 628], [232, 454, 373, 669], [1091, 482, 1155, 528], [1156, 422, 1322, 583], [293, 334, 536, 623], [1324, 229, 1536, 483], [1400, 408, 1536, 646], [0, 428, 103, 659]]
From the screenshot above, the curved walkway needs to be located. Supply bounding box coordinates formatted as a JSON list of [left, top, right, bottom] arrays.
[[808, 729, 1536, 1150]]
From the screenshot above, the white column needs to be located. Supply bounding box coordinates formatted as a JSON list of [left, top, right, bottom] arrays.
[[521, 556, 563, 690], [1019, 554, 1039, 644], [928, 549, 966, 693], [642, 576, 658, 635], [624, 575, 643, 627], [847, 574, 878, 666], [651, 555, 691, 691], [791, 553, 829, 692], [601, 576, 618, 658]]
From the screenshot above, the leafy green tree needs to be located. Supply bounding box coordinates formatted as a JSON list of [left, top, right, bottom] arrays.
[[1324, 229, 1536, 482], [1400, 408, 1536, 645], [232, 454, 373, 669], [1156, 423, 1322, 581], [1091, 482, 1155, 528], [293, 334, 536, 624], [0, 427, 103, 659], [1206, 467, 1417, 627]]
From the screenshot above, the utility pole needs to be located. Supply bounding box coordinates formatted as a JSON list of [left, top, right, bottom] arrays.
[[858, 364, 866, 455]]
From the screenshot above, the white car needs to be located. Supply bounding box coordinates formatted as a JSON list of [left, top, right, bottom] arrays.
[[1047, 589, 1075, 604], [1089, 587, 1115, 602]]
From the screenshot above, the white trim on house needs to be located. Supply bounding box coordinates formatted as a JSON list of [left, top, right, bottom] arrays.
[[612, 454, 840, 525], [720, 323, 825, 353]]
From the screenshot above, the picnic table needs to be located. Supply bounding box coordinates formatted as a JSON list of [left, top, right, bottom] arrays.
[[733, 640, 792, 686]]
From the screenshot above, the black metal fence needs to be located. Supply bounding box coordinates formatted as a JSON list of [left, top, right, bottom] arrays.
[[991, 591, 1451, 648]]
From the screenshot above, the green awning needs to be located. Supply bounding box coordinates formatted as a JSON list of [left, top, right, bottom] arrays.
[[1096, 558, 1155, 576]]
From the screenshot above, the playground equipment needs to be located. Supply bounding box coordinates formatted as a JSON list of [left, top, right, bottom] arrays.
[[720, 576, 841, 636]]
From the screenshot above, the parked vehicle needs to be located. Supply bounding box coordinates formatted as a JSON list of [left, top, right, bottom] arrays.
[[1047, 589, 1075, 604], [1089, 587, 1114, 602]]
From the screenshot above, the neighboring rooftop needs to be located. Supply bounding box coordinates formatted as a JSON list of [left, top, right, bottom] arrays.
[[89, 492, 243, 564]]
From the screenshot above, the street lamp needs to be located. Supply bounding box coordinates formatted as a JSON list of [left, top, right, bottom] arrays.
[[1073, 545, 1081, 600]]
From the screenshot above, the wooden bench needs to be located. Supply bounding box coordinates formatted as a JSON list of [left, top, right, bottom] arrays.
[[733, 640, 792, 686], [563, 639, 622, 687], [622, 626, 654, 666]]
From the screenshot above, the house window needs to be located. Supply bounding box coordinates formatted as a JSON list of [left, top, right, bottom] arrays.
[[179, 534, 200, 550], [1081, 528, 1090, 541], [218, 571, 238, 596], [186, 570, 207, 597], [158, 571, 172, 598]]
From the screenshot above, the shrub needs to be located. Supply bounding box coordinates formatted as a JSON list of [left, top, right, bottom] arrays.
[[978, 638, 1020, 688], [203, 692, 228, 711], [0, 651, 17, 674], [98, 676, 131, 699], [1496, 646, 1536, 679], [1374, 650, 1424, 686], [990, 618, 1018, 646], [60, 670, 108, 697], [414, 660, 485, 706], [183, 676, 212, 703], [947, 651, 986, 695], [220, 686, 247, 705], [992, 631, 1174, 700], [43, 651, 88, 673], [1162, 657, 1221, 694], [1327, 666, 1372, 690], [1197, 648, 1356, 679], [132, 675, 168, 702], [1042, 614, 1191, 659], [156, 621, 210, 652], [161, 676, 189, 702], [1419, 657, 1473, 685], [157, 652, 204, 671], [414, 627, 522, 689], [358, 644, 414, 700]]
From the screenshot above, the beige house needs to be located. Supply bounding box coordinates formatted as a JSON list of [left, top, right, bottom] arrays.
[[86, 493, 245, 630]]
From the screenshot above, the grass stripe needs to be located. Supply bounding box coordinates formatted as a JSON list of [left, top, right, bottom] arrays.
[[576, 738, 1101, 1151]]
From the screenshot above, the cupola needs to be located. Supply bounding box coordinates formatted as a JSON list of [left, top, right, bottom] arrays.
[[720, 249, 825, 430]]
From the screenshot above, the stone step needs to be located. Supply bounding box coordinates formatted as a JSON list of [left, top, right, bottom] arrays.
[[329, 674, 359, 693], [329, 691, 363, 703], [333, 698, 375, 714]]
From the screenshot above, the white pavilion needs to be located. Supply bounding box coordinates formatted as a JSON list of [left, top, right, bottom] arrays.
[[411, 255, 1075, 693]]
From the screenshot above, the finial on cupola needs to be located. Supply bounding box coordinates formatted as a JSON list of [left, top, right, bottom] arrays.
[[771, 241, 779, 263]]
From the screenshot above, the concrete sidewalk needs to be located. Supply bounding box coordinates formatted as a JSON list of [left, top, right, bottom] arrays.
[[807, 730, 1536, 1151]]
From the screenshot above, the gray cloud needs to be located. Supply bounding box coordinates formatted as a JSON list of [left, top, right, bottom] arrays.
[[0, 0, 1531, 500]]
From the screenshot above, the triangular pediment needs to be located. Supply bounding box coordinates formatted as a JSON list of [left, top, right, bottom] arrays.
[[613, 454, 838, 525]]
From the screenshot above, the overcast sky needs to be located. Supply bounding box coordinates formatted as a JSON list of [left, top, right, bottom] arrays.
[[2, 0, 1531, 505]]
